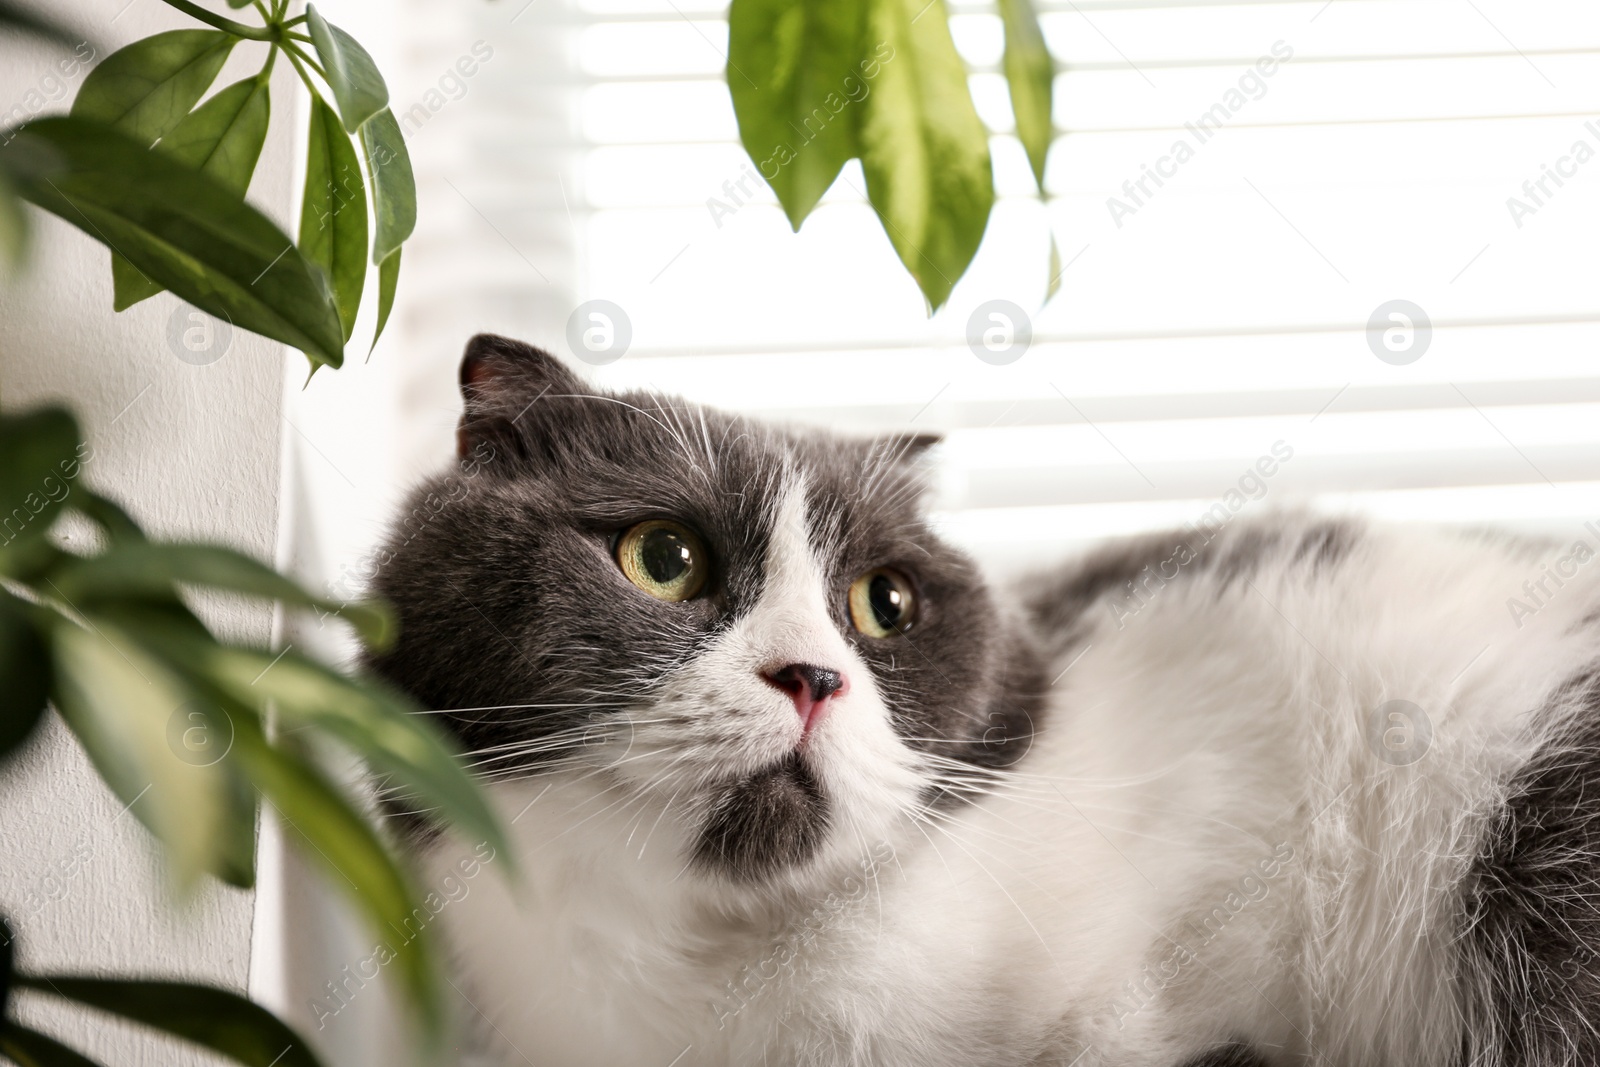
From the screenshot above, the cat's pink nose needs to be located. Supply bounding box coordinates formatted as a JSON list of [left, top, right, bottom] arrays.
[[763, 663, 848, 737]]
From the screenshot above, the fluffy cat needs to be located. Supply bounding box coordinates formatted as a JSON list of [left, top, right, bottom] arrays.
[[367, 334, 1600, 1066]]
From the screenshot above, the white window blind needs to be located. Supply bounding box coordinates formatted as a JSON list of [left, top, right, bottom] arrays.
[[387, 0, 1600, 575]]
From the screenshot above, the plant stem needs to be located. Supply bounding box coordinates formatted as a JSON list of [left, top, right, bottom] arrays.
[[286, 42, 329, 83], [156, 0, 275, 40], [282, 45, 323, 102]]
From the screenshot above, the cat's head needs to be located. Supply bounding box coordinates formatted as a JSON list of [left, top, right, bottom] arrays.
[[368, 334, 1044, 887]]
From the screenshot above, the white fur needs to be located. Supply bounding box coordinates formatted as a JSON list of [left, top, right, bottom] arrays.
[[422, 510, 1600, 1066]]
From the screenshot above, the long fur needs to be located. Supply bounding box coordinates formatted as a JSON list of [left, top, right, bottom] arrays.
[[366, 335, 1600, 1066]]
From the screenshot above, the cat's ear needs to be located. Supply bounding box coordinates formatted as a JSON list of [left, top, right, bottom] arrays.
[[456, 334, 587, 462]]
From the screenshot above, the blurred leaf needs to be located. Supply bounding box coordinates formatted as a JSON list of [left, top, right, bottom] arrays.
[[300, 98, 366, 342], [998, 0, 1053, 192], [1045, 231, 1061, 301], [0, 1025, 104, 1067], [18, 976, 326, 1067], [4, 117, 345, 368], [48, 541, 393, 648], [0, 593, 50, 763], [162, 75, 272, 196], [110, 252, 163, 311], [48, 618, 236, 888], [361, 109, 414, 265], [727, 0, 864, 229], [0, 166, 27, 269], [71, 30, 234, 147], [164, 629, 507, 866], [0, 1, 82, 48], [0, 406, 79, 554], [370, 247, 399, 355], [306, 6, 388, 133], [72, 490, 146, 545], [228, 714, 443, 1035], [858, 0, 994, 311]]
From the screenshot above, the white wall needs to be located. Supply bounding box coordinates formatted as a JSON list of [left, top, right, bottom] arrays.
[[0, 2, 299, 1061]]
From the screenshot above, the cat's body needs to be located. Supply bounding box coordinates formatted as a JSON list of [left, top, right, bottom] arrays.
[[371, 335, 1600, 1066]]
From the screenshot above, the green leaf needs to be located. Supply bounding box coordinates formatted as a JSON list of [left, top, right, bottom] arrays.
[[48, 541, 394, 648], [0, 406, 80, 555], [71, 30, 235, 147], [857, 0, 994, 311], [72, 489, 147, 544], [162, 76, 272, 196], [48, 618, 237, 887], [18, 977, 327, 1067], [109, 73, 273, 312], [0, 593, 50, 763], [306, 6, 388, 133], [4, 117, 345, 368], [300, 98, 367, 342], [110, 251, 163, 311], [370, 248, 399, 355], [727, 0, 865, 229], [228, 715, 443, 1035], [0, 1, 82, 48], [0, 165, 27, 269], [999, 0, 1053, 192], [361, 109, 415, 265], [0, 1025, 105, 1067]]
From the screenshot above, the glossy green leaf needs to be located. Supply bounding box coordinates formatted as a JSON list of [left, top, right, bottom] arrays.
[[0, 1, 82, 48], [727, 0, 865, 229], [361, 109, 415, 264], [48, 541, 393, 648], [228, 715, 442, 1035], [370, 248, 399, 355], [0, 165, 27, 268], [110, 251, 162, 311], [306, 6, 388, 133], [1045, 231, 1061, 302], [49, 618, 236, 887], [163, 76, 272, 195], [0, 1025, 105, 1067], [857, 0, 994, 311], [999, 0, 1053, 191], [18, 976, 326, 1067], [0, 406, 79, 554], [0, 593, 50, 763], [71, 30, 234, 147], [301, 98, 367, 342], [111, 74, 273, 312], [5, 117, 345, 368], [72, 489, 147, 544]]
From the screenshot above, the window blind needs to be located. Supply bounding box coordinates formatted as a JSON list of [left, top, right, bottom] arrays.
[[391, 0, 1600, 574]]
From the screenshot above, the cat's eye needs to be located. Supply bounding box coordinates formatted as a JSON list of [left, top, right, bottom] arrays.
[[616, 520, 708, 602], [848, 568, 917, 637]]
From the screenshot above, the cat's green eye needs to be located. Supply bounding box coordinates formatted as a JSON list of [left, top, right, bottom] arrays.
[[848, 568, 917, 638], [616, 520, 708, 602]]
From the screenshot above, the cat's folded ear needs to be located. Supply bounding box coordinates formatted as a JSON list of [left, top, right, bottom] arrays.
[[456, 334, 587, 463]]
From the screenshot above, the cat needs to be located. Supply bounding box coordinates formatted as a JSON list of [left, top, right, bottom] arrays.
[[367, 333, 1600, 1067]]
